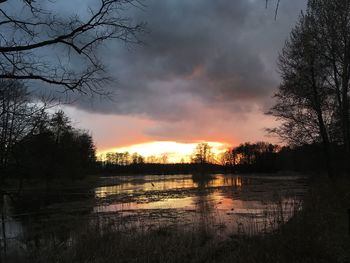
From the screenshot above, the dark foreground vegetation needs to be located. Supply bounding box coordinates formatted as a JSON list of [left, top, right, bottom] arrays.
[[5, 175, 349, 263]]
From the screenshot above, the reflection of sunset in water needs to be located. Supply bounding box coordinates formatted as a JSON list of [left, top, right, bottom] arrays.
[[95, 178, 195, 198], [94, 174, 306, 235], [95, 174, 245, 198]]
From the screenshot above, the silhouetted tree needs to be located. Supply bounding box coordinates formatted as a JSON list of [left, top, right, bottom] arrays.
[[131, 152, 144, 164], [307, 0, 350, 174], [219, 150, 237, 166], [0, 80, 49, 179], [267, 1, 350, 176], [225, 142, 280, 172], [104, 151, 132, 166], [50, 111, 72, 143], [269, 12, 333, 144], [191, 143, 213, 164], [14, 111, 96, 180], [0, 0, 144, 93]]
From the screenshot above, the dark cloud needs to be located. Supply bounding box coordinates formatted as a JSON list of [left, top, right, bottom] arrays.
[[76, 0, 305, 111], [32, 0, 307, 141]]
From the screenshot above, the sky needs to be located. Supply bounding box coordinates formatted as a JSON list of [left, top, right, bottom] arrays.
[[44, 0, 307, 158]]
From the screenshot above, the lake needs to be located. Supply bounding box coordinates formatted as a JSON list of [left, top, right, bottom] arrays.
[[1, 173, 307, 253]]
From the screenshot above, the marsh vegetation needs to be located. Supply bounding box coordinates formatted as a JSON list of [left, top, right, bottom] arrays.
[[0, 174, 307, 262]]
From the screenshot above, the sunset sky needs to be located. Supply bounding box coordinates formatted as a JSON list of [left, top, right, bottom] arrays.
[[48, 0, 307, 158]]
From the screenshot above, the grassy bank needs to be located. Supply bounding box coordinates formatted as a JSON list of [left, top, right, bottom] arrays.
[[5, 176, 350, 263], [219, 175, 350, 263]]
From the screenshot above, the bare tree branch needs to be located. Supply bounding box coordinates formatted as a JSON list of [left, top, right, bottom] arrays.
[[0, 0, 145, 93]]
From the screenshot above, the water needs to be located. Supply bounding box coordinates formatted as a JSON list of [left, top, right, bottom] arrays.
[[0, 174, 307, 252]]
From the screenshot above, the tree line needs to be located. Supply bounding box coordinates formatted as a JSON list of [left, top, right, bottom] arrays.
[[0, 80, 96, 184], [99, 141, 333, 175], [100, 142, 321, 174]]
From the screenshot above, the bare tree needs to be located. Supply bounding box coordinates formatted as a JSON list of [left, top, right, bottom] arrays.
[[268, 0, 350, 176], [306, 0, 350, 173], [191, 143, 213, 165], [0, 79, 50, 172], [0, 0, 144, 93], [268, 10, 337, 176]]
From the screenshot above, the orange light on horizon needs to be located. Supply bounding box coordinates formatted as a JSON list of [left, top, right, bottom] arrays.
[[97, 141, 230, 163]]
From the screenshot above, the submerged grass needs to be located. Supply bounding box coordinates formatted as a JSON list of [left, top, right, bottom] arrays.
[[4, 176, 350, 263]]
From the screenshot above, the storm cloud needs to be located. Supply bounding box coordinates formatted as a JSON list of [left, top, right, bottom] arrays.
[[47, 0, 307, 148], [73, 1, 305, 110]]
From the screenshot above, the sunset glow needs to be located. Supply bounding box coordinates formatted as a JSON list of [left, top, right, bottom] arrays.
[[98, 141, 230, 163]]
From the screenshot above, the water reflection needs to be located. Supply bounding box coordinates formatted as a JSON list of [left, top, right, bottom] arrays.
[[1, 174, 307, 254], [95, 174, 247, 199], [95, 175, 198, 198], [94, 174, 306, 236]]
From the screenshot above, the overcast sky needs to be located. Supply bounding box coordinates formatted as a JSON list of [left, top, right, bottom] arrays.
[[57, 0, 307, 151]]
